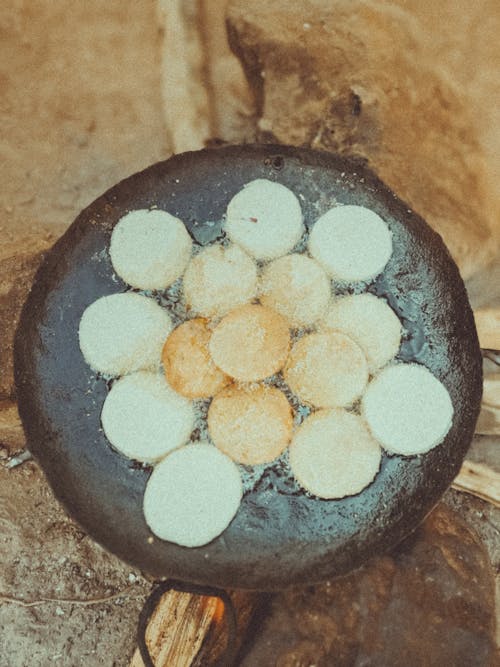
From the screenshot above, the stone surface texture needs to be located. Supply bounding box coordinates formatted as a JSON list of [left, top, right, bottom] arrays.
[[241, 501, 498, 666], [227, 0, 500, 282]]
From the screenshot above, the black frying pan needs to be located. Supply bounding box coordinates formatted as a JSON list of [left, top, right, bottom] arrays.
[[14, 144, 482, 591]]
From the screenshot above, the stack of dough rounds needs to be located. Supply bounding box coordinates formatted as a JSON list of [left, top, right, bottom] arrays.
[[79, 293, 172, 376], [284, 331, 368, 408], [109, 209, 192, 290], [323, 293, 402, 371], [183, 244, 258, 318], [225, 179, 304, 260], [208, 385, 293, 465], [259, 254, 331, 327], [362, 363, 453, 455], [101, 371, 195, 462], [162, 318, 229, 398], [143, 443, 243, 547], [209, 304, 290, 382], [309, 205, 393, 282], [289, 409, 382, 499]]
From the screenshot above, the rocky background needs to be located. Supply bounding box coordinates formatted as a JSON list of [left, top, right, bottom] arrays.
[[1, 1, 498, 665]]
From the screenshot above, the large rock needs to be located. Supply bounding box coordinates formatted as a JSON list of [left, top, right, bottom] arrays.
[[242, 503, 497, 666], [227, 0, 500, 281]]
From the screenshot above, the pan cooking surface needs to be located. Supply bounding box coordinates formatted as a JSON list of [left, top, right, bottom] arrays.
[[14, 145, 482, 590]]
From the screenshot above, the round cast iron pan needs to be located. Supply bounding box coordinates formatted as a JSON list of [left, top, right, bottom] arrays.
[[14, 144, 482, 591]]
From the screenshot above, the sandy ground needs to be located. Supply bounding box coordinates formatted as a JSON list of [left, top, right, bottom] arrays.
[[0, 0, 169, 244]]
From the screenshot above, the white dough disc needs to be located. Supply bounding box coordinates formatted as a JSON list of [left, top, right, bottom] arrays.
[[259, 253, 331, 327], [183, 244, 258, 318], [283, 331, 368, 408], [109, 209, 192, 289], [323, 293, 401, 371], [225, 179, 304, 260], [143, 443, 243, 547], [101, 371, 195, 462], [79, 293, 172, 376], [309, 205, 392, 282], [362, 363, 454, 455], [289, 409, 382, 499]]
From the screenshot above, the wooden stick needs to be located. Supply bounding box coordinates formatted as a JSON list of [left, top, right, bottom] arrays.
[[129, 587, 262, 667], [156, 0, 211, 153], [475, 374, 500, 436], [452, 460, 500, 508], [474, 307, 500, 351], [0, 401, 25, 452]]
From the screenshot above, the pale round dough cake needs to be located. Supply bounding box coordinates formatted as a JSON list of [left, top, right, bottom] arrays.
[[143, 443, 243, 547], [78, 292, 172, 376], [225, 179, 304, 260], [323, 293, 401, 371], [109, 209, 192, 290], [183, 243, 258, 318], [289, 409, 382, 499], [101, 371, 195, 462], [162, 318, 229, 398], [209, 304, 290, 382], [208, 384, 293, 465], [362, 363, 453, 455], [284, 331, 368, 408], [259, 253, 331, 327], [309, 205, 392, 282]]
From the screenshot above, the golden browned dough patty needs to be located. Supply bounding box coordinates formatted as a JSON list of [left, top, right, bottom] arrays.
[[284, 331, 368, 408], [209, 304, 291, 382], [162, 318, 230, 398], [208, 384, 293, 465]]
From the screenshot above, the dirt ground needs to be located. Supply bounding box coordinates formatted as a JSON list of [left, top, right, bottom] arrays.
[[1, 437, 498, 666]]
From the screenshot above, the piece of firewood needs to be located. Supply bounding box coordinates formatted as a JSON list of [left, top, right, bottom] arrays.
[[129, 586, 262, 667], [156, 0, 211, 153], [475, 374, 500, 436], [452, 460, 500, 508], [474, 307, 500, 351], [0, 401, 25, 453]]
